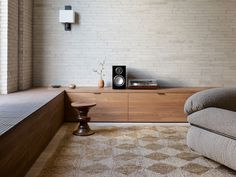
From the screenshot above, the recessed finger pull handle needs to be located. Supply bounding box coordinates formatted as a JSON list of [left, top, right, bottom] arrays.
[[157, 92, 165, 95], [94, 92, 102, 95]]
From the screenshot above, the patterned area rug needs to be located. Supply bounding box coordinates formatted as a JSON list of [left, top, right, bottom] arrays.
[[27, 123, 236, 177]]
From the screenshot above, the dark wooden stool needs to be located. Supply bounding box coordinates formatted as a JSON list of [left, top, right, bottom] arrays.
[[71, 102, 96, 136]]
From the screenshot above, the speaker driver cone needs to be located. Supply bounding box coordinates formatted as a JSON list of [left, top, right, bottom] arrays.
[[115, 67, 123, 75], [114, 75, 125, 86]]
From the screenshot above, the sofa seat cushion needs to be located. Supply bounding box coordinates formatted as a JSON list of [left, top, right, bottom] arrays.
[[188, 107, 236, 139], [187, 126, 236, 171]]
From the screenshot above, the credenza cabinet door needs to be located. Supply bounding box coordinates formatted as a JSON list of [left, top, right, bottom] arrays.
[[128, 93, 190, 122], [91, 93, 128, 121], [66, 93, 128, 122]]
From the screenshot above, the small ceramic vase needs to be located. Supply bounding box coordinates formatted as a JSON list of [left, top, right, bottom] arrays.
[[98, 80, 104, 88]]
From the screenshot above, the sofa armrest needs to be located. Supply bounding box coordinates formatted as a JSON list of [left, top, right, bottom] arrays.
[[184, 87, 236, 115]]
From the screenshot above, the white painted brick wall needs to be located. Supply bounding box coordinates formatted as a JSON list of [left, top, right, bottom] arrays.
[[0, 0, 32, 94], [19, 0, 32, 90], [7, 0, 19, 93], [0, 0, 8, 94], [34, 0, 236, 87]]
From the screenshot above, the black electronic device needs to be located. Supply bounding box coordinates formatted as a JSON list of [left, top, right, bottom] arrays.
[[112, 65, 126, 89]]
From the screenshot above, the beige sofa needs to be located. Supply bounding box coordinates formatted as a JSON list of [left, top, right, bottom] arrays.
[[184, 87, 236, 171]]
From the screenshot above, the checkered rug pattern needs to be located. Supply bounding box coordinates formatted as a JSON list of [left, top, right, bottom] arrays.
[[36, 124, 236, 177]]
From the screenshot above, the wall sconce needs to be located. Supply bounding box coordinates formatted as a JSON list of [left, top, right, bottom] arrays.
[[59, 5, 75, 31]]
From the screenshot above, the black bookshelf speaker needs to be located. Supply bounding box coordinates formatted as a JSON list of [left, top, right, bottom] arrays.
[[112, 65, 126, 89]]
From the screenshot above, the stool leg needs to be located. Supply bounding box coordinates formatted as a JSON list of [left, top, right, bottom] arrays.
[[73, 108, 95, 136], [73, 118, 95, 136]]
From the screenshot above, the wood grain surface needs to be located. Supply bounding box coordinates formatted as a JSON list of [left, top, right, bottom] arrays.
[[66, 92, 128, 122], [129, 92, 190, 122]]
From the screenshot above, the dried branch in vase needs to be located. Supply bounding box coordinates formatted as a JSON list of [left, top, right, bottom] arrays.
[[93, 60, 106, 80]]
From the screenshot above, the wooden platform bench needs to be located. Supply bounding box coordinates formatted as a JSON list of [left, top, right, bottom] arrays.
[[0, 88, 64, 177]]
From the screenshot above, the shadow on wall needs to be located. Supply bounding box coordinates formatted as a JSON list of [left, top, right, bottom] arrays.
[[75, 12, 80, 25], [127, 67, 185, 87]]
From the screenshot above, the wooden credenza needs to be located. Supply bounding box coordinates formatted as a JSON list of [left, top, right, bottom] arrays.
[[65, 87, 206, 122]]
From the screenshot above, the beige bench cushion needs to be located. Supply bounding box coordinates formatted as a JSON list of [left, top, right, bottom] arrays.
[[0, 88, 63, 135]]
